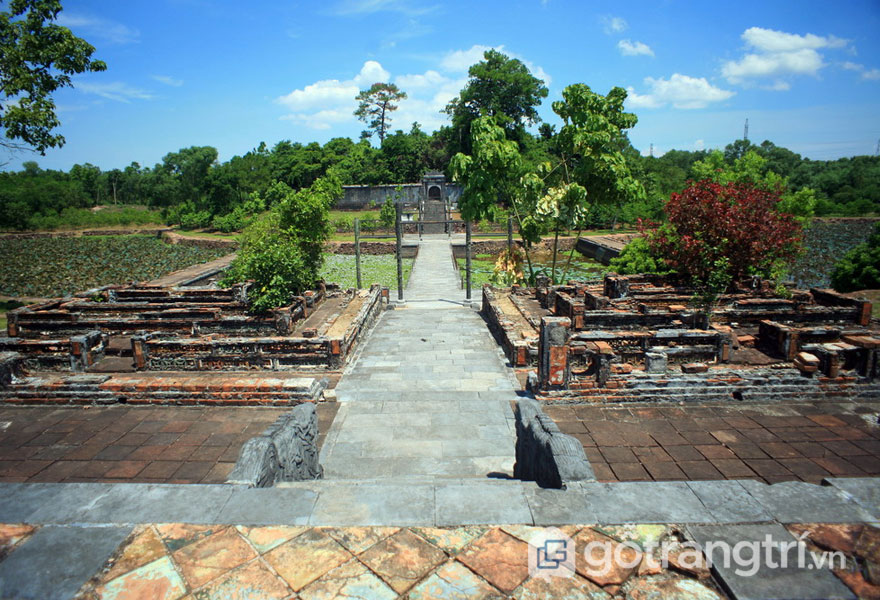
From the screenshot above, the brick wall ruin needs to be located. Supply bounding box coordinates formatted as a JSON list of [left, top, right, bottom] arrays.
[[482, 274, 879, 404]]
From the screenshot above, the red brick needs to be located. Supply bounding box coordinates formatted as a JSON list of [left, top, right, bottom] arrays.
[[600, 447, 637, 463], [822, 441, 869, 456], [103, 461, 148, 479], [813, 456, 867, 476], [664, 445, 705, 462], [139, 461, 183, 479], [745, 459, 793, 479], [710, 459, 756, 478], [609, 462, 651, 481], [590, 462, 615, 481], [642, 461, 687, 480], [807, 414, 848, 428], [677, 461, 724, 480], [695, 445, 737, 460]]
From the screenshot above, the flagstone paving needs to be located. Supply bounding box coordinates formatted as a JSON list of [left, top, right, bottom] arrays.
[[57, 523, 740, 599], [321, 235, 518, 480]]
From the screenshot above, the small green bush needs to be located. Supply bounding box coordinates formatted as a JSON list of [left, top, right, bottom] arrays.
[[831, 223, 880, 292], [609, 236, 671, 275]]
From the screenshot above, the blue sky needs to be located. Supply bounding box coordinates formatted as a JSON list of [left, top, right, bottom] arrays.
[[4, 0, 880, 171]]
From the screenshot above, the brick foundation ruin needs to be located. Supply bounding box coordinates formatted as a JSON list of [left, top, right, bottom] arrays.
[[482, 274, 879, 404], [0, 275, 387, 406]]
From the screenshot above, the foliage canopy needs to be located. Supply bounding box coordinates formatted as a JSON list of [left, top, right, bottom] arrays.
[[0, 0, 106, 153]]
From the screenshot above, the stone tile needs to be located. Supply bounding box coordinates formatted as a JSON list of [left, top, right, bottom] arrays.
[[687, 523, 856, 600], [298, 557, 397, 600], [359, 529, 448, 593], [739, 480, 875, 523], [190, 559, 291, 600], [456, 528, 529, 593], [622, 574, 723, 599], [171, 527, 257, 589], [310, 483, 433, 526], [687, 481, 773, 522], [235, 526, 307, 554], [435, 482, 532, 526], [157, 524, 224, 552], [0, 522, 35, 556], [572, 527, 641, 586], [408, 560, 502, 600], [217, 487, 317, 526], [525, 485, 597, 525], [49, 483, 236, 524], [104, 525, 168, 581], [325, 526, 399, 554], [411, 526, 487, 554], [582, 482, 715, 524], [263, 528, 352, 591], [0, 524, 131, 600], [96, 555, 187, 600], [825, 477, 880, 519], [513, 571, 609, 599]]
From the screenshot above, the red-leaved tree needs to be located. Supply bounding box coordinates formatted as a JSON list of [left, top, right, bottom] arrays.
[[645, 180, 803, 287]]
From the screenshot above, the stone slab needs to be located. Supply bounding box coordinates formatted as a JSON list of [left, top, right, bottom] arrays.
[[26, 483, 235, 524], [217, 487, 318, 525], [0, 524, 131, 600], [824, 477, 880, 519], [687, 523, 855, 600], [580, 481, 716, 524], [687, 481, 774, 523], [524, 484, 597, 525], [738, 480, 874, 523], [309, 483, 434, 526], [0, 483, 116, 524], [435, 481, 532, 526]]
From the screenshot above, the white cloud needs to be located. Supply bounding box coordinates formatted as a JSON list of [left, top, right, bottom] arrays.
[[602, 16, 627, 35], [694, 139, 705, 151], [627, 74, 734, 109], [332, 0, 437, 16], [439, 44, 552, 85], [76, 81, 153, 102], [840, 61, 880, 81], [741, 27, 846, 53], [276, 45, 551, 135], [56, 14, 139, 44], [152, 75, 183, 87], [617, 39, 653, 57], [722, 27, 849, 89]]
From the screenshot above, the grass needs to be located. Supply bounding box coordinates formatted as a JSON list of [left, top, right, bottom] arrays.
[[457, 248, 606, 287], [321, 253, 414, 289]]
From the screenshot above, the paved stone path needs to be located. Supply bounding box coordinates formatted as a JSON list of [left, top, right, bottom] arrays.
[[321, 235, 518, 480]]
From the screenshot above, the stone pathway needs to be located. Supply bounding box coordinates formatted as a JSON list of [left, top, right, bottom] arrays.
[[321, 235, 518, 480]]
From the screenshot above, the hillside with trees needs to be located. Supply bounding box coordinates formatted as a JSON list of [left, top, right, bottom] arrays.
[[1, 47, 878, 233]]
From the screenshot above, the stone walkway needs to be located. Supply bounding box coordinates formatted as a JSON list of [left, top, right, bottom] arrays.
[[321, 235, 518, 480]]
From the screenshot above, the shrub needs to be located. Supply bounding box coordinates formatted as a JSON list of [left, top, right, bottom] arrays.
[[830, 223, 880, 292], [221, 174, 340, 312], [609, 236, 671, 275], [646, 180, 803, 287]]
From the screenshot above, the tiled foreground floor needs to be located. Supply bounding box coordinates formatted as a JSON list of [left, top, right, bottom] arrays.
[[2, 521, 876, 599], [0, 405, 338, 484], [547, 400, 880, 484], [7, 522, 734, 600]]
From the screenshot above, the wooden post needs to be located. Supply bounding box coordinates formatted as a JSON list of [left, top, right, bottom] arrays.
[[354, 218, 362, 289], [395, 202, 404, 301], [507, 215, 513, 257], [465, 219, 472, 301]]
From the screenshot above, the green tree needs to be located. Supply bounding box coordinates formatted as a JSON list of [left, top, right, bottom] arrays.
[[444, 49, 548, 156], [0, 0, 106, 153], [354, 82, 406, 144], [221, 173, 341, 312]]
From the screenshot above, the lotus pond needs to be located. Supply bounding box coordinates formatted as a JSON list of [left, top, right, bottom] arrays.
[[0, 235, 229, 298]]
